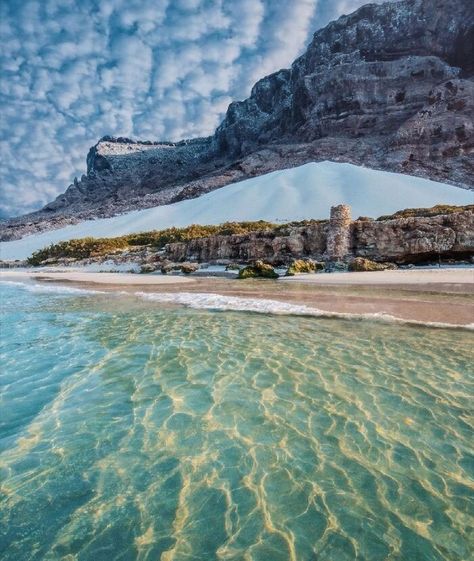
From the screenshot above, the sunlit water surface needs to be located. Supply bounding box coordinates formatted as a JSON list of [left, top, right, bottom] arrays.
[[0, 282, 473, 561]]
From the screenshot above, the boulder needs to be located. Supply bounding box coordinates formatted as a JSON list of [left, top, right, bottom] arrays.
[[348, 258, 397, 272], [238, 260, 279, 279], [140, 264, 158, 273], [180, 262, 199, 274], [285, 259, 324, 276], [160, 260, 176, 274]]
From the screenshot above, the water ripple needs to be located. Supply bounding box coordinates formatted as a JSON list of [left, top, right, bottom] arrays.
[[0, 283, 473, 561]]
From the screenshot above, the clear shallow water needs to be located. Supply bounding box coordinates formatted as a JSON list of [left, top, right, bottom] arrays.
[[0, 282, 473, 561]]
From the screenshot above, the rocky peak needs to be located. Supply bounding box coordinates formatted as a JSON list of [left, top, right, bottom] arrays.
[[2, 0, 473, 242], [213, 0, 474, 156]]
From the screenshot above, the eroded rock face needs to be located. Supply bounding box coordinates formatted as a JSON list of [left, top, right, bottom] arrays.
[[353, 209, 474, 262], [43, 137, 214, 213], [165, 223, 329, 265], [2, 0, 473, 241], [164, 208, 474, 265]]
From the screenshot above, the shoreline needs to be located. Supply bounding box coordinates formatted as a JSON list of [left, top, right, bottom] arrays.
[[1, 268, 473, 327]]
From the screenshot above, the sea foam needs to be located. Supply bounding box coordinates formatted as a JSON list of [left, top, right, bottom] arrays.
[[134, 291, 474, 330], [2, 281, 471, 330], [0, 280, 106, 296]]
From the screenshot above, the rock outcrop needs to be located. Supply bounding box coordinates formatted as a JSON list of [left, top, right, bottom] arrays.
[[348, 258, 397, 271], [164, 205, 474, 265], [238, 261, 279, 279], [21, 205, 474, 268], [2, 0, 473, 241], [286, 259, 324, 276], [165, 222, 329, 265], [352, 208, 474, 261]]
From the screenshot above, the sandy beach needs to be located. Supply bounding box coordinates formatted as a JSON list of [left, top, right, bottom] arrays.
[[0, 270, 195, 285], [2, 267, 473, 326], [280, 268, 474, 286]]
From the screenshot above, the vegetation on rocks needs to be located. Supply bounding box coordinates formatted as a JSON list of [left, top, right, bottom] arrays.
[[348, 258, 397, 272], [25, 205, 472, 268], [238, 261, 279, 279], [27, 237, 130, 265], [26, 221, 277, 265], [285, 259, 324, 276], [377, 204, 473, 221], [26, 219, 331, 266]]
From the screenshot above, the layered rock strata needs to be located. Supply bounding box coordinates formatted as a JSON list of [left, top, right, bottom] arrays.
[[2, 0, 473, 241], [164, 206, 474, 265]]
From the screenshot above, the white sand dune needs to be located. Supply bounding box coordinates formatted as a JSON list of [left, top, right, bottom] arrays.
[[1, 161, 472, 260]]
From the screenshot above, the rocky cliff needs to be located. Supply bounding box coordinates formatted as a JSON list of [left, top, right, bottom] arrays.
[[2, 0, 473, 241], [164, 206, 474, 265]]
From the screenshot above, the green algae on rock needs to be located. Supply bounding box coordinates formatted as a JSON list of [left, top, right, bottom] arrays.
[[238, 260, 279, 279], [348, 257, 398, 272], [285, 259, 324, 276]]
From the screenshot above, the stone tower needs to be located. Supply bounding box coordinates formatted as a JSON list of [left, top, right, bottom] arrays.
[[326, 204, 352, 262]]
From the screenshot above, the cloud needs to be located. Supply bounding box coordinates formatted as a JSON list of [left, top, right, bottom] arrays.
[[0, 0, 392, 218]]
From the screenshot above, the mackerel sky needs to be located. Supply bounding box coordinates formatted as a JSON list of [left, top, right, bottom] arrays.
[[0, 0, 390, 218]]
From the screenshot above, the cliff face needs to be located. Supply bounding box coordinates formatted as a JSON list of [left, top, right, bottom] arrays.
[[3, 0, 473, 241], [164, 208, 474, 265], [353, 210, 474, 261]]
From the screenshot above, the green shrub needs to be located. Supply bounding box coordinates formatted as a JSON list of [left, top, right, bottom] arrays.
[[27, 236, 129, 265], [274, 219, 327, 236], [377, 204, 473, 221], [26, 221, 277, 266]]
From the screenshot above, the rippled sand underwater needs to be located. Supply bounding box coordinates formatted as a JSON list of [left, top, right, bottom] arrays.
[[0, 283, 473, 561]]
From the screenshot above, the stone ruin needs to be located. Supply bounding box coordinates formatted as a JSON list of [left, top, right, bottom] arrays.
[[325, 204, 352, 262]]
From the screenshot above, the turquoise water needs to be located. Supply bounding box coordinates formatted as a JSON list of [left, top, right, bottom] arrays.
[[0, 282, 473, 561]]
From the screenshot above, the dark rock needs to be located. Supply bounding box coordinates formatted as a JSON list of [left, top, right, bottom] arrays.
[[160, 260, 177, 274], [140, 264, 158, 274], [180, 262, 199, 274]]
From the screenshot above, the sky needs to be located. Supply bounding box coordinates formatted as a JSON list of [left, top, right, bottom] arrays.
[[0, 0, 389, 218]]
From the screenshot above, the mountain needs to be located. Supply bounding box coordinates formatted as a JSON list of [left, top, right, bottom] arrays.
[[1, 161, 472, 261], [2, 0, 473, 241]]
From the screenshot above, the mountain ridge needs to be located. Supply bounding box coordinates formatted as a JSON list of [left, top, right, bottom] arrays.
[[2, 161, 472, 260], [2, 0, 473, 241]]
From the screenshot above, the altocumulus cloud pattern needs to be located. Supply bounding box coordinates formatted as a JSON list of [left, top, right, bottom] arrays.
[[0, 0, 389, 218]]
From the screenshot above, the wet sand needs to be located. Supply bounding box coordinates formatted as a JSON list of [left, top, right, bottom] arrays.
[[2, 268, 473, 326], [0, 270, 195, 285]]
